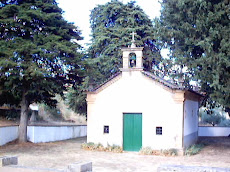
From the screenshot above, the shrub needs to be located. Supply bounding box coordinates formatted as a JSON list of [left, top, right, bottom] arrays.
[[140, 147, 153, 155], [81, 142, 95, 150], [81, 142, 123, 153], [109, 144, 123, 153], [161, 148, 178, 156], [140, 147, 177, 156], [185, 144, 204, 156]]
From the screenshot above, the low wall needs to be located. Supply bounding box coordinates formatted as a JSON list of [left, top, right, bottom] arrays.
[[198, 126, 230, 137], [27, 125, 87, 143], [0, 126, 18, 146]]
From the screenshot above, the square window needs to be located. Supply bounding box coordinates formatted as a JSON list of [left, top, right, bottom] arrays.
[[104, 126, 109, 134], [156, 127, 162, 135]]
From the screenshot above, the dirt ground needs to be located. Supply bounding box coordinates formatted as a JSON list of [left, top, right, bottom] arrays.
[[0, 137, 230, 172]]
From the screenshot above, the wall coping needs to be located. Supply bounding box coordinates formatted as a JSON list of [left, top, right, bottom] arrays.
[[199, 126, 230, 128], [28, 124, 87, 127], [0, 125, 87, 128], [0, 125, 19, 128]]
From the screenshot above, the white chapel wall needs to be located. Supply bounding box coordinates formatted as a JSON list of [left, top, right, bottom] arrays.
[[183, 99, 199, 148], [87, 71, 184, 149], [139, 74, 184, 150]]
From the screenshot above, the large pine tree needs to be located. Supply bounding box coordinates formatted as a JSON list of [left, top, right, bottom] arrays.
[[0, 0, 83, 142], [67, 1, 162, 115], [156, 0, 230, 108], [88, 0, 161, 82]]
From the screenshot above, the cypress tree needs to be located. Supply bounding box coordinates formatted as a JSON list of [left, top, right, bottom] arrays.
[[88, 0, 161, 83], [67, 1, 162, 115], [0, 0, 83, 142], [156, 0, 230, 108]]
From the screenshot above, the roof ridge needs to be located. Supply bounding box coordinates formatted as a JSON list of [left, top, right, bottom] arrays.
[[142, 71, 184, 90]]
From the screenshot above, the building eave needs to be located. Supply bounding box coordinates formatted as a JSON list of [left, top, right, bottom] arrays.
[[142, 71, 204, 98], [86, 72, 122, 94]]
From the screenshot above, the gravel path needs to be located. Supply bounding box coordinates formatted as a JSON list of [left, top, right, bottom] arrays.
[[0, 137, 230, 171]]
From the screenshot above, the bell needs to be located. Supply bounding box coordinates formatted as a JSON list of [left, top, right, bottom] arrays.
[[130, 55, 136, 60]]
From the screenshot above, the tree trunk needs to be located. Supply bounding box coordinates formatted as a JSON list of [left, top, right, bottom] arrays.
[[18, 91, 29, 143]]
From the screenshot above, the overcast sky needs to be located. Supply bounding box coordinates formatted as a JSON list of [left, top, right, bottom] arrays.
[[57, 0, 161, 47]]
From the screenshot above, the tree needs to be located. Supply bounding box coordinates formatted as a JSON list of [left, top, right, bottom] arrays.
[[156, 0, 230, 108], [201, 111, 224, 126], [0, 0, 83, 142], [88, 0, 162, 83], [67, 0, 163, 115]]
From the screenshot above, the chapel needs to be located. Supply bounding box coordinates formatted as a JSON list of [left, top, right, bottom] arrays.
[[86, 33, 202, 152]]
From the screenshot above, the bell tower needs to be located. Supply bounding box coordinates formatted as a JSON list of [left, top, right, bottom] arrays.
[[121, 32, 144, 71]]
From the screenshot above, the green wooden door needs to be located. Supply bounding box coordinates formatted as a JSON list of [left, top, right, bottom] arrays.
[[123, 113, 142, 151]]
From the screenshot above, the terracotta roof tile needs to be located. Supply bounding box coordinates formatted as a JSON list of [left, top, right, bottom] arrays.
[[87, 70, 203, 97], [87, 72, 121, 92]]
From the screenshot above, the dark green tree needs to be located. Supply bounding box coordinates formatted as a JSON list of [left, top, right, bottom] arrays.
[[67, 0, 163, 115], [0, 0, 83, 142], [88, 0, 162, 82], [156, 0, 230, 108]]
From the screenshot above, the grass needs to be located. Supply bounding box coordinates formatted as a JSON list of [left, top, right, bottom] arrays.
[[185, 144, 205, 156]]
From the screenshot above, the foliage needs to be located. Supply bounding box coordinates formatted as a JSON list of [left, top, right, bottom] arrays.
[[219, 119, 230, 127], [161, 148, 178, 156], [139, 147, 154, 155], [68, 0, 163, 115], [81, 142, 123, 153], [0, 109, 20, 120], [199, 102, 229, 126], [140, 147, 178, 156], [156, 0, 230, 108], [185, 144, 204, 156], [0, 0, 84, 141], [0, 0, 83, 106], [202, 113, 224, 126], [39, 103, 63, 120], [65, 86, 87, 116], [88, 0, 162, 83]]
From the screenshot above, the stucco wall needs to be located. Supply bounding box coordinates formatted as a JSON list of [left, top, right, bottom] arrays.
[[0, 126, 18, 146], [183, 100, 199, 148], [198, 126, 230, 137], [87, 71, 184, 150], [27, 125, 87, 143]]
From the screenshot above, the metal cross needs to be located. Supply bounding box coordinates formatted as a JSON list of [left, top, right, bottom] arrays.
[[130, 31, 137, 42]]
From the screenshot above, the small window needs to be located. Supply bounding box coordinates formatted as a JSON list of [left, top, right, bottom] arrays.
[[156, 127, 162, 135], [104, 126, 109, 134]]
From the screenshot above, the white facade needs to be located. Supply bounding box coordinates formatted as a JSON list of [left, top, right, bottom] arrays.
[[0, 126, 18, 146], [87, 43, 202, 151]]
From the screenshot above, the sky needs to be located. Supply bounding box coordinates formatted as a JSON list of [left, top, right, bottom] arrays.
[[56, 0, 161, 47]]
